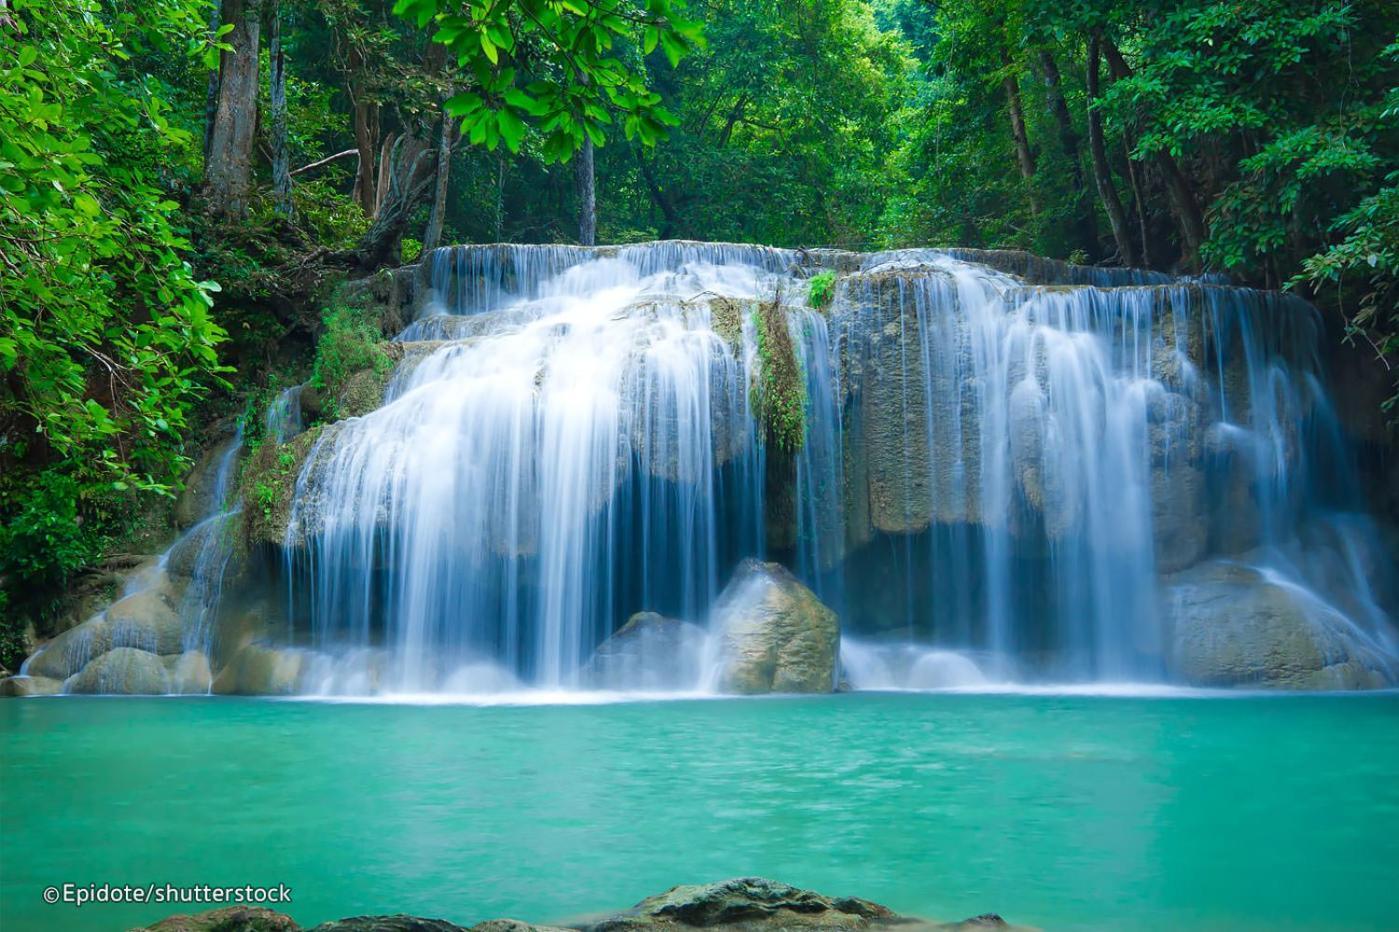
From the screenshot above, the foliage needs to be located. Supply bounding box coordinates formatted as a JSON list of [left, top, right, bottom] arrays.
[[807, 270, 838, 310], [397, 0, 703, 160], [308, 295, 393, 419], [0, 0, 228, 618]]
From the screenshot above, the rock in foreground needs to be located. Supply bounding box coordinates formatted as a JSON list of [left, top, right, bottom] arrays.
[[133, 878, 1019, 932], [714, 560, 840, 694]]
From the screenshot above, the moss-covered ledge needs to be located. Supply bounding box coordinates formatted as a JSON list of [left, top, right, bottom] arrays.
[[239, 426, 325, 549]]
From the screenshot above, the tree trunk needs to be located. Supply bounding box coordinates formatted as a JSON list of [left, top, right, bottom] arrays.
[[1086, 31, 1138, 267], [1002, 66, 1039, 218], [202, 0, 224, 160], [268, 0, 291, 217], [1039, 49, 1098, 259], [347, 45, 379, 214], [1123, 139, 1154, 268], [576, 136, 596, 246], [635, 148, 680, 238], [204, 0, 262, 218], [374, 131, 398, 217], [1101, 37, 1207, 264], [422, 111, 454, 253], [351, 133, 436, 271]]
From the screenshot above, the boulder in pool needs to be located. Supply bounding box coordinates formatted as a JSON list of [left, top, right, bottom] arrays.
[[1160, 560, 1395, 689], [714, 560, 839, 694], [66, 647, 170, 694], [581, 612, 709, 691]]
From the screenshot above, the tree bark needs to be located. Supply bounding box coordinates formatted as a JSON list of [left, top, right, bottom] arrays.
[[268, 0, 291, 217], [374, 131, 398, 218], [351, 132, 435, 271], [1101, 36, 1207, 264], [204, 0, 262, 218], [576, 136, 597, 246], [202, 0, 224, 161], [1086, 31, 1138, 267], [422, 111, 455, 253], [1002, 65, 1039, 218], [1038, 49, 1098, 258], [347, 45, 379, 214]]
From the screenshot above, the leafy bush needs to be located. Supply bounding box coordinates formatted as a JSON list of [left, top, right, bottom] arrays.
[[309, 295, 392, 419], [807, 270, 838, 309]]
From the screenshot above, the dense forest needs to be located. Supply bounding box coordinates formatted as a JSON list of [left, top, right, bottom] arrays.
[[1, 0, 1396, 659]]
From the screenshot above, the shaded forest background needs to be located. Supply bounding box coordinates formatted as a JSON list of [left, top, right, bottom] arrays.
[[1, 0, 1396, 649]]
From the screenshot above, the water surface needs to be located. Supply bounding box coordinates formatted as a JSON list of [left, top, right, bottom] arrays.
[[3, 692, 1398, 930]]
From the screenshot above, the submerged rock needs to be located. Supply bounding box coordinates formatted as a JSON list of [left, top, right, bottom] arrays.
[[66, 646, 170, 695], [582, 877, 903, 931], [309, 918, 470, 932], [1160, 560, 1394, 689], [714, 560, 840, 694], [141, 905, 300, 931], [580, 612, 708, 691], [138, 878, 1014, 932]]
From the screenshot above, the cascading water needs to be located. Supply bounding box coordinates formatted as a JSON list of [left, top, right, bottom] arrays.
[[265, 242, 1397, 694]]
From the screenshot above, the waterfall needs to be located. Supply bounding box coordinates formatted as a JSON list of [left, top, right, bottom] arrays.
[[175, 426, 244, 658], [269, 242, 1397, 693]]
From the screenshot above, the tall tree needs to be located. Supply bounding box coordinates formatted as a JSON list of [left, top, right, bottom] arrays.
[[269, 0, 292, 217], [1085, 29, 1136, 266], [576, 136, 596, 245], [204, 0, 263, 217]]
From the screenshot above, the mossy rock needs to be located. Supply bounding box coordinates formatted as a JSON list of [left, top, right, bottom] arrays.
[[0, 675, 63, 697], [707, 296, 746, 349], [240, 426, 325, 548], [750, 300, 807, 454]]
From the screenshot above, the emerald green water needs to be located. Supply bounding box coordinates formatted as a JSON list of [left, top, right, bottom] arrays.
[[3, 693, 1398, 931]]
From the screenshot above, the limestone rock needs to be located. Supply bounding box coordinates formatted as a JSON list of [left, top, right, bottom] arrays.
[[0, 675, 64, 697], [106, 588, 185, 655], [580, 612, 708, 691], [714, 560, 839, 694], [212, 644, 307, 695], [164, 651, 213, 694], [581, 877, 903, 931], [1160, 560, 1394, 689], [25, 616, 113, 680], [66, 647, 170, 695], [307, 918, 467, 932], [137, 906, 300, 932], [175, 434, 242, 529]]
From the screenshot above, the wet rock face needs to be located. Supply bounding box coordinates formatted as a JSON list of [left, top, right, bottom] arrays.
[[66, 647, 170, 694], [714, 560, 840, 694], [580, 612, 708, 691], [1160, 560, 1395, 689]]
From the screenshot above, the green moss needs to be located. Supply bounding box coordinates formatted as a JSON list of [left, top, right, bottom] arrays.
[[750, 300, 807, 454], [239, 426, 324, 548], [807, 270, 838, 310], [309, 287, 393, 421]]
